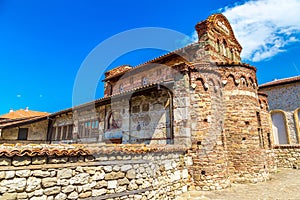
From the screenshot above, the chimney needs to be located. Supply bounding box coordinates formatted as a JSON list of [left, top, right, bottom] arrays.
[[25, 107, 29, 112], [9, 108, 13, 113]]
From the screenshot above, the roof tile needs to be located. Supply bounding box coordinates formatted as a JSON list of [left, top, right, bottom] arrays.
[[0, 109, 48, 120]]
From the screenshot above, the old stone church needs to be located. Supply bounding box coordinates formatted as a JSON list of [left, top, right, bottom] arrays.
[[47, 13, 275, 187], [0, 14, 280, 197]]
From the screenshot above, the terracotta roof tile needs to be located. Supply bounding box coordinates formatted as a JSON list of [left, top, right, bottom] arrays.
[[0, 144, 187, 157], [0, 109, 49, 120]]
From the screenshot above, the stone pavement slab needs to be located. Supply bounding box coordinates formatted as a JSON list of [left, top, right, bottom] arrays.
[[176, 168, 300, 200]]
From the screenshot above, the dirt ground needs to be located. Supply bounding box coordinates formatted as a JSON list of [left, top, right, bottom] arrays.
[[177, 168, 300, 200]]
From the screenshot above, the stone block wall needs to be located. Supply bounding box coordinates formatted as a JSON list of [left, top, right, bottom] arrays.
[[273, 145, 300, 169], [0, 144, 190, 200]]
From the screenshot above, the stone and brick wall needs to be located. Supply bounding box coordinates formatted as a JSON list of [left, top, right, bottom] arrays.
[[258, 93, 273, 149], [216, 64, 272, 183], [188, 64, 229, 190], [0, 144, 190, 200]]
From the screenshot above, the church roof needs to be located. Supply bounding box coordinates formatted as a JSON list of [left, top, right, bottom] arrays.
[[0, 109, 49, 120], [259, 76, 300, 89], [104, 13, 243, 82], [0, 116, 48, 129]]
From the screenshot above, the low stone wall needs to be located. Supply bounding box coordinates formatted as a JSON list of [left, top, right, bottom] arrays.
[[0, 144, 190, 200], [273, 145, 300, 169]]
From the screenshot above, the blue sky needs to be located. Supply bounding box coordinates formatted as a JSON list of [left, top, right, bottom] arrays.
[[0, 0, 300, 115]]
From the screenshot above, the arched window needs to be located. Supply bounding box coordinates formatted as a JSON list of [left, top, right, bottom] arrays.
[[222, 40, 227, 56], [294, 108, 300, 143], [216, 39, 220, 52], [271, 111, 289, 144], [231, 49, 234, 60]]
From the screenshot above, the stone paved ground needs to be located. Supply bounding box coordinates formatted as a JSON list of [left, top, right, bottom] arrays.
[[177, 168, 300, 200]]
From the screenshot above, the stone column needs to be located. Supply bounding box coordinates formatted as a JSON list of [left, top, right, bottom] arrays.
[[72, 110, 79, 142], [172, 71, 192, 147], [121, 98, 130, 144]]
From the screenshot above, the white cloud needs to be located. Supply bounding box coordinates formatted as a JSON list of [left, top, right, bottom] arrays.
[[180, 31, 198, 47], [222, 0, 300, 62], [16, 94, 21, 98]]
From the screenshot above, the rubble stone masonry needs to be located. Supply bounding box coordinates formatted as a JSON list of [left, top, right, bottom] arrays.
[[273, 145, 300, 169], [0, 144, 190, 200]]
